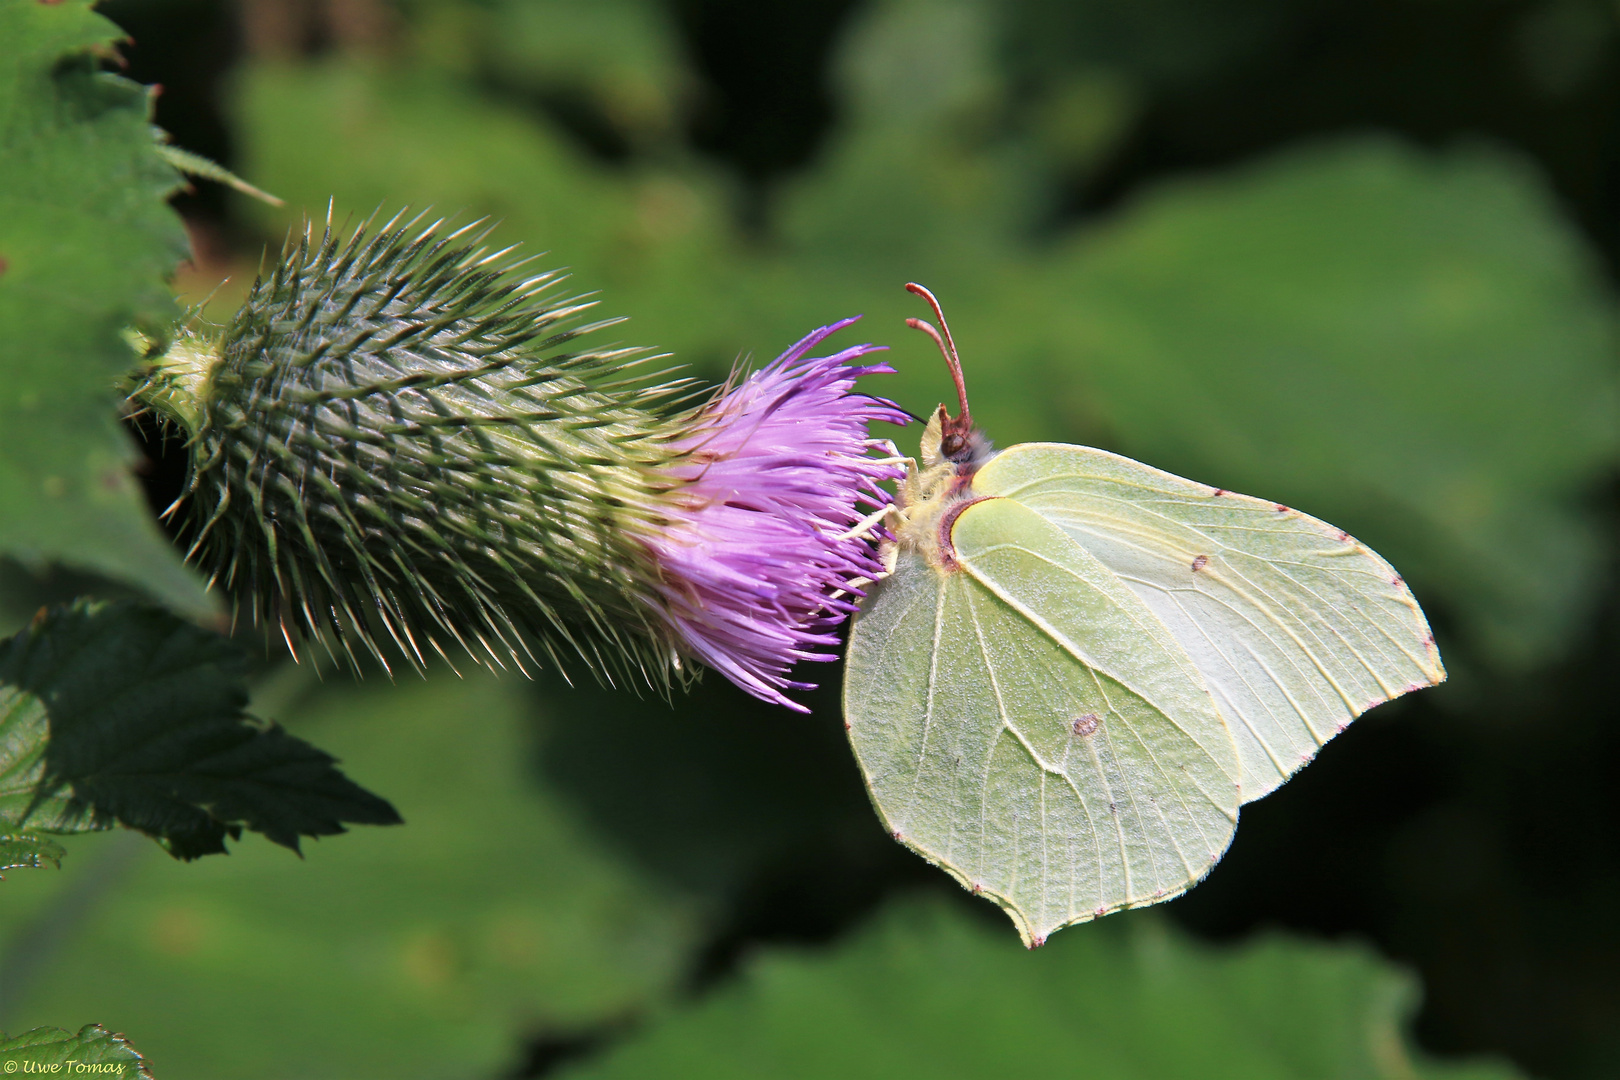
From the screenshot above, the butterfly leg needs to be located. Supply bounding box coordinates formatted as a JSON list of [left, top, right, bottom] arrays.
[[878, 537, 899, 577], [828, 503, 907, 601], [835, 504, 899, 543], [864, 438, 910, 468]]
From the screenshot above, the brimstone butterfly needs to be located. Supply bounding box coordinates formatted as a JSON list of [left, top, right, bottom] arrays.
[[843, 284, 1446, 946]]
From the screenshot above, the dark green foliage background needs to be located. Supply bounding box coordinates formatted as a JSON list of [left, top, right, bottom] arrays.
[[4, 0, 1620, 1077]]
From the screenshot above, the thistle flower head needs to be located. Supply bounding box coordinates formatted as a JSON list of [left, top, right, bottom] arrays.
[[132, 213, 906, 710], [647, 318, 909, 711]]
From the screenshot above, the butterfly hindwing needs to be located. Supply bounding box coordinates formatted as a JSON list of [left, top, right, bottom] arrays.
[[973, 443, 1446, 803], [844, 496, 1239, 946]]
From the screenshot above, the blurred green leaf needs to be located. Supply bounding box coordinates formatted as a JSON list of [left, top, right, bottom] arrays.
[[0, 833, 64, 879], [780, 0, 1036, 270], [236, 59, 624, 248], [535, 665, 908, 903], [564, 898, 1524, 1080], [0, 601, 401, 859], [482, 0, 694, 142], [0, 1024, 150, 1077], [0, 0, 213, 619], [1023, 138, 1619, 667], [0, 557, 146, 640], [1001, 0, 1303, 89], [234, 58, 751, 370], [0, 673, 701, 1079]]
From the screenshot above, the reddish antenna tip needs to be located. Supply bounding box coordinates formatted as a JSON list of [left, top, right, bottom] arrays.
[[903, 283, 971, 433]]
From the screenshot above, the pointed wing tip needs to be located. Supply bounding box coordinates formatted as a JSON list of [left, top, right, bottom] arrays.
[[1001, 875, 1224, 947]]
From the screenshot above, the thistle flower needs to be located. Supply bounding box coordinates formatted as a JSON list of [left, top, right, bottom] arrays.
[[132, 212, 905, 709], [646, 319, 909, 710]]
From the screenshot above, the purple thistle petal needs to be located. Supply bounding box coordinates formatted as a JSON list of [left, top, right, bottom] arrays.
[[644, 317, 910, 712]]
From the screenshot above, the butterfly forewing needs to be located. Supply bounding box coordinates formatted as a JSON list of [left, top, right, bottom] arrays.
[[844, 497, 1239, 946], [973, 443, 1445, 803]]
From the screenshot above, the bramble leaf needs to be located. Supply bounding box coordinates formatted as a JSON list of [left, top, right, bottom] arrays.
[[0, 601, 401, 858], [0, 1024, 150, 1077], [0, 0, 212, 619], [0, 674, 701, 1080], [0, 832, 65, 878]]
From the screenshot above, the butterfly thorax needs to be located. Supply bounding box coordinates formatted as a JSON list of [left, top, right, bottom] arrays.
[[886, 405, 997, 573]]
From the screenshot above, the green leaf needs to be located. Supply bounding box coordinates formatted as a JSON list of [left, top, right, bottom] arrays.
[[0, 674, 701, 1080], [534, 664, 902, 902], [0, 557, 147, 640], [0, 600, 401, 858], [781, 0, 1034, 270], [231, 58, 746, 380], [0, 0, 213, 620], [564, 899, 1525, 1080], [0, 833, 65, 878], [0, 1024, 150, 1077], [479, 0, 694, 142]]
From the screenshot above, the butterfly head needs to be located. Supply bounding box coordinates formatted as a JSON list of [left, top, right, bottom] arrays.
[[920, 404, 994, 470], [878, 285, 1000, 574]]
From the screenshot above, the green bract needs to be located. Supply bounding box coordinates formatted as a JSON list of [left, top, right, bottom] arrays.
[[134, 212, 697, 686]]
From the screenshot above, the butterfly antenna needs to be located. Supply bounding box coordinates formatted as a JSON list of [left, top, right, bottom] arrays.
[[904, 283, 970, 425], [905, 281, 975, 453]]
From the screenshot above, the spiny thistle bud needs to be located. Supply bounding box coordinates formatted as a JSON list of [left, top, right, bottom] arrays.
[[132, 211, 907, 711]]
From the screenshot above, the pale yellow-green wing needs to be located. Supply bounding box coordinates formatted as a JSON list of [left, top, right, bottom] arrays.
[[843, 497, 1239, 946], [974, 444, 1445, 803]]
